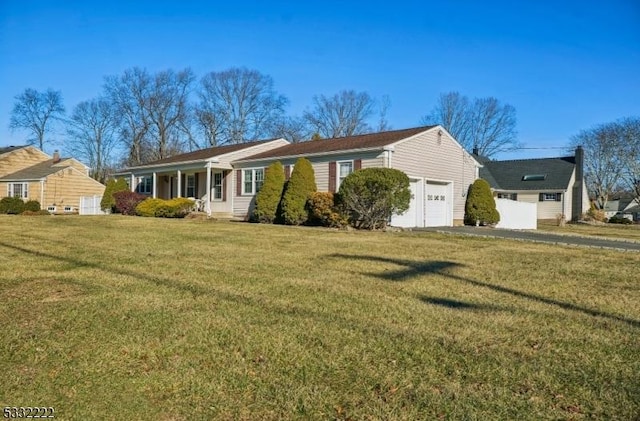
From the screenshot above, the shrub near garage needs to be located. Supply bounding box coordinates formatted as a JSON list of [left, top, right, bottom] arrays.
[[337, 168, 411, 230], [101, 178, 129, 213], [464, 179, 500, 226]]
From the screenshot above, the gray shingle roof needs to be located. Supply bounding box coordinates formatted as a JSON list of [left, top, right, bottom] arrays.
[[479, 156, 576, 191], [239, 126, 435, 161], [0, 159, 67, 181], [0, 145, 27, 155]]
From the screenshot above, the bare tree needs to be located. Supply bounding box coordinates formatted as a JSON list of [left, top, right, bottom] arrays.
[[571, 120, 627, 209], [303, 90, 375, 138], [9, 88, 65, 151], [104, 68, 152, 166], [269, 116, 311, 143], [197, 67, 288, 145], [617, 117, 640, 208], [377, 95, 392, 132], [66, 98, 118, 183], [422, 92, 519, 157]]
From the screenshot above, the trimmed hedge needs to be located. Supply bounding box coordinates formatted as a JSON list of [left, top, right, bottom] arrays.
[[101, 178, 129, 212], [307, 192, 346, 228], [0, 197, 25, 214], [135, 197, 195, 218], [113, 191, 147, 215], [24, 200, 41, 212], [337, 168, 411, 230], [280, 158, 317, 225], [253, 161, 285, 223], [464, 179, 500, 225], [20, 210, 50, 216]]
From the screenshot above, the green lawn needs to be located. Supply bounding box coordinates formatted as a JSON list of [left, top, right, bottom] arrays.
[[1, 215, 639, 420]]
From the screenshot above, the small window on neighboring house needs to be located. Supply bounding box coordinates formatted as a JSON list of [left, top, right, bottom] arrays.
[[186, 174, 196, 197], [337, 161, 353, 189], [7, 183, 28, 199], [497, 193, 518, 200], [64, 206, 73, 213], [212, 172, 223, 200], [242, 168, 264, 195], [539, 193, 562, 202], [47, 206, 56, 212]]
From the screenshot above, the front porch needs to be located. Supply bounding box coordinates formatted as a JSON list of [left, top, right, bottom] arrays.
[[128, 163, 234, 218]]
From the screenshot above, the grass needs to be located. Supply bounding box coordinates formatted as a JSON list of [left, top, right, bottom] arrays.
[[1, 215, 639, 420], [537, 220, 640, 241]]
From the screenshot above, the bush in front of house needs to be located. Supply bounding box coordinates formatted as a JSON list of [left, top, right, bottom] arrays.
[[135, 197, 194, 218], [135, 198, 166, 217], [113, 191, 146, 215], [280, 158, 317, 225], [253, 161, 286, 223], [20, 210, 50, 216], [336, 168, 411, 230], [101, 178, 129, 213], [307, 192, 347, 228], [464, 179, 500, 226], [23, 200, 41, 212], [0, 196, 25, 214], [154, 198, 195, 218]]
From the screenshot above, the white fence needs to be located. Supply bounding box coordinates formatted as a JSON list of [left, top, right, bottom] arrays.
[[495, 199, 537, 230], [79, 195, 106, 215]]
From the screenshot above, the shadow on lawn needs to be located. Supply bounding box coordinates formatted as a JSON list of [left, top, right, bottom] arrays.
[[418, 296, 506, 312], [328, 253, 640, 329], [0, 241, 209, 297]]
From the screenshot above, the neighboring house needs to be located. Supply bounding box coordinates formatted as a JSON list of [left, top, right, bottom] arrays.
[[604, 194, 640, 221], [0, 146, 105, 213], [473, 147, 589, 221], [115, 126, 481, 227]]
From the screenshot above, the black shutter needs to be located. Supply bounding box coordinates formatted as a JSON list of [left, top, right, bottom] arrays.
[[539, 193, 544, 202], [556, 193, 562, 202]]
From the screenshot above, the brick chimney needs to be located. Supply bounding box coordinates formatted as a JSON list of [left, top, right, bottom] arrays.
[[571, 146, 585, 221], [53, 150, 61, 163]]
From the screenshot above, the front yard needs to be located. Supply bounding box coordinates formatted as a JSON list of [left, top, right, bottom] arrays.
[[0, 216, 638, 420]]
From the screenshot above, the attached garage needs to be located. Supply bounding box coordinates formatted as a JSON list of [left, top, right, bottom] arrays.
[[391, 179, 453, 228]]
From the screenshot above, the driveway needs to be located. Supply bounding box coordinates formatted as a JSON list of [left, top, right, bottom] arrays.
[[418, 226, 640, 252]]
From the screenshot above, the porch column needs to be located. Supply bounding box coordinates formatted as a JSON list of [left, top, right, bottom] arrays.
[[152, 172, 157, 198], [130, 174, 135, 192], [177, 169, 182, 197], [205, 162, 212, 216]]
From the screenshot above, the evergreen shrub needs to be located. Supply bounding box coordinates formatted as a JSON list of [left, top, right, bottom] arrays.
[[464, 179, 500, 225], [101, 178, 129, 212], [280, 158, 317, 225], [253, 161, 285, 223], [135, 198, 165, 217], [23, 200, 41, 212], [307, 192, 347, 227], [0, 197, 25, 214], [337, 168, 411, 230]]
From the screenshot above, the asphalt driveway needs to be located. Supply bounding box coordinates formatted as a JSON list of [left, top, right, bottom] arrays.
[[419, 226, 640, 252]]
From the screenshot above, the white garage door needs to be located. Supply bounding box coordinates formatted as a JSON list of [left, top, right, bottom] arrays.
[[425, 182, 451, 227], [391, 179, 423, 227]]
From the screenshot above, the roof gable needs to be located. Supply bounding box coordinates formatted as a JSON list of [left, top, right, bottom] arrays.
[[0, 159, 68, 181], [480, 156, 576, 191], [237, 126, 436, 162]]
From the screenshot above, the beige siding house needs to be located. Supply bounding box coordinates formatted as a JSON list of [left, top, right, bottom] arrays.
[[115, 126, 480, 226], [0, 146, 105, 212], [474, 147, 589, 222]]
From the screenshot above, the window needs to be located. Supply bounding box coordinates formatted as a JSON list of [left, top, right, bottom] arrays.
[[47, 206, 56, 212], [242, 168, 264, 195], [136, 177, 152, 194], [497, 192, 518, 200], [64, 206, 73, 213], [186, 174, 196, 197], [212, 172, 223, 200], [337, 161, 353, 189], [539, 193, 561, 201], [7, 183, 28, 199]]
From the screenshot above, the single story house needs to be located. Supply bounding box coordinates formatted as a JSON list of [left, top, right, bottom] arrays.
[[473, 146, 589, 221], [0, 146, 105, 213], [603, 194, 640, 221], [115, 126, 481, 227]]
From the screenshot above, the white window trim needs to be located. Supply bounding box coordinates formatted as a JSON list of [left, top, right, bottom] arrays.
[[242, 168, 264, 195], [7, 182, 29, 199], [337, 160, 354, 190], [212, 172, 223, 201], [186, 174, 196, 198], [542, 193, 559, 201], [47, 206, 56, 212], [64, 206, 73, 213], [137, 176, 152, 195]]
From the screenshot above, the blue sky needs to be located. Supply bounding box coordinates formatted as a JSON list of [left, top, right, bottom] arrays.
[[1, 0, 638, 159]]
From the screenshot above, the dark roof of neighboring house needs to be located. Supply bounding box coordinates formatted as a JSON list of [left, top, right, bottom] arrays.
[[0, 159, 71, 181], [239, 126, 436, 161], [478, 156, 576, 191], [132, 139, 280, 168], [0, 145, 27, 155]]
